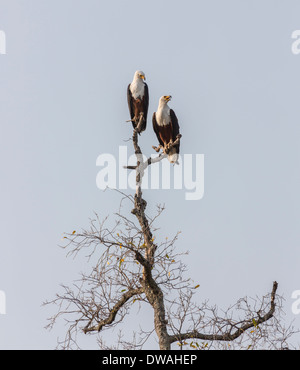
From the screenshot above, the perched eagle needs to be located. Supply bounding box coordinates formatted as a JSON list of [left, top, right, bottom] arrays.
[[152, 96, 180, 164], [127, 70, 149, 133]]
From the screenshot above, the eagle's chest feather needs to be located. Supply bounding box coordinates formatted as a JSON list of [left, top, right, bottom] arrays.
[[156, 108, 171, 127], [130, 80, 145, 100]]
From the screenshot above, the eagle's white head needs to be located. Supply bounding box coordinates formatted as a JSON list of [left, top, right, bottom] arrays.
[[134, 70, 146, 81], [159, 95, 172, 107]]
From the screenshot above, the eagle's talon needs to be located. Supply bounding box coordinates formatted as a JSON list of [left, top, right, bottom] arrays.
[[152, 145, 161, 153]]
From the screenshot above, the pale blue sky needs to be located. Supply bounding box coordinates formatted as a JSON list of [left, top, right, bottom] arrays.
[[0, 0, 300, 349]]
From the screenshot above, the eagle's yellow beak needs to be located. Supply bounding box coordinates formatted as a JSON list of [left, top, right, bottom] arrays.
[[165, 95, 172, 102], [140, 75, 146, 80]]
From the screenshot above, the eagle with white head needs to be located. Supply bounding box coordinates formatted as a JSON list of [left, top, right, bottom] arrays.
[[152, 95, 180, 164], [127, 70, 149, 133]]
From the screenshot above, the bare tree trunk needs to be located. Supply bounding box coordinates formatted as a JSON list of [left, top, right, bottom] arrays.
[[131, 119, 171, 350]]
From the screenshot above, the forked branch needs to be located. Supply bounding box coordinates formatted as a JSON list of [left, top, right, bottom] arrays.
[[83, 287, 144, 334], [168, 281, 279, 346]]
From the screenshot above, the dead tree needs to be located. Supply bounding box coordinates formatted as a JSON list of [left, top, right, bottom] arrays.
[[44, 115, 296, 350]]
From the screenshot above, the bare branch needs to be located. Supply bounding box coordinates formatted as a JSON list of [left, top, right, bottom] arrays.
[[168, 281, 279, 346], [83, 287, 144, 333]]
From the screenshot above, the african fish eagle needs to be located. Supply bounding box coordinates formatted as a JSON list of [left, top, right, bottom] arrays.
[[152, 95, 180, 164], [127, 70, 149, 133]]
